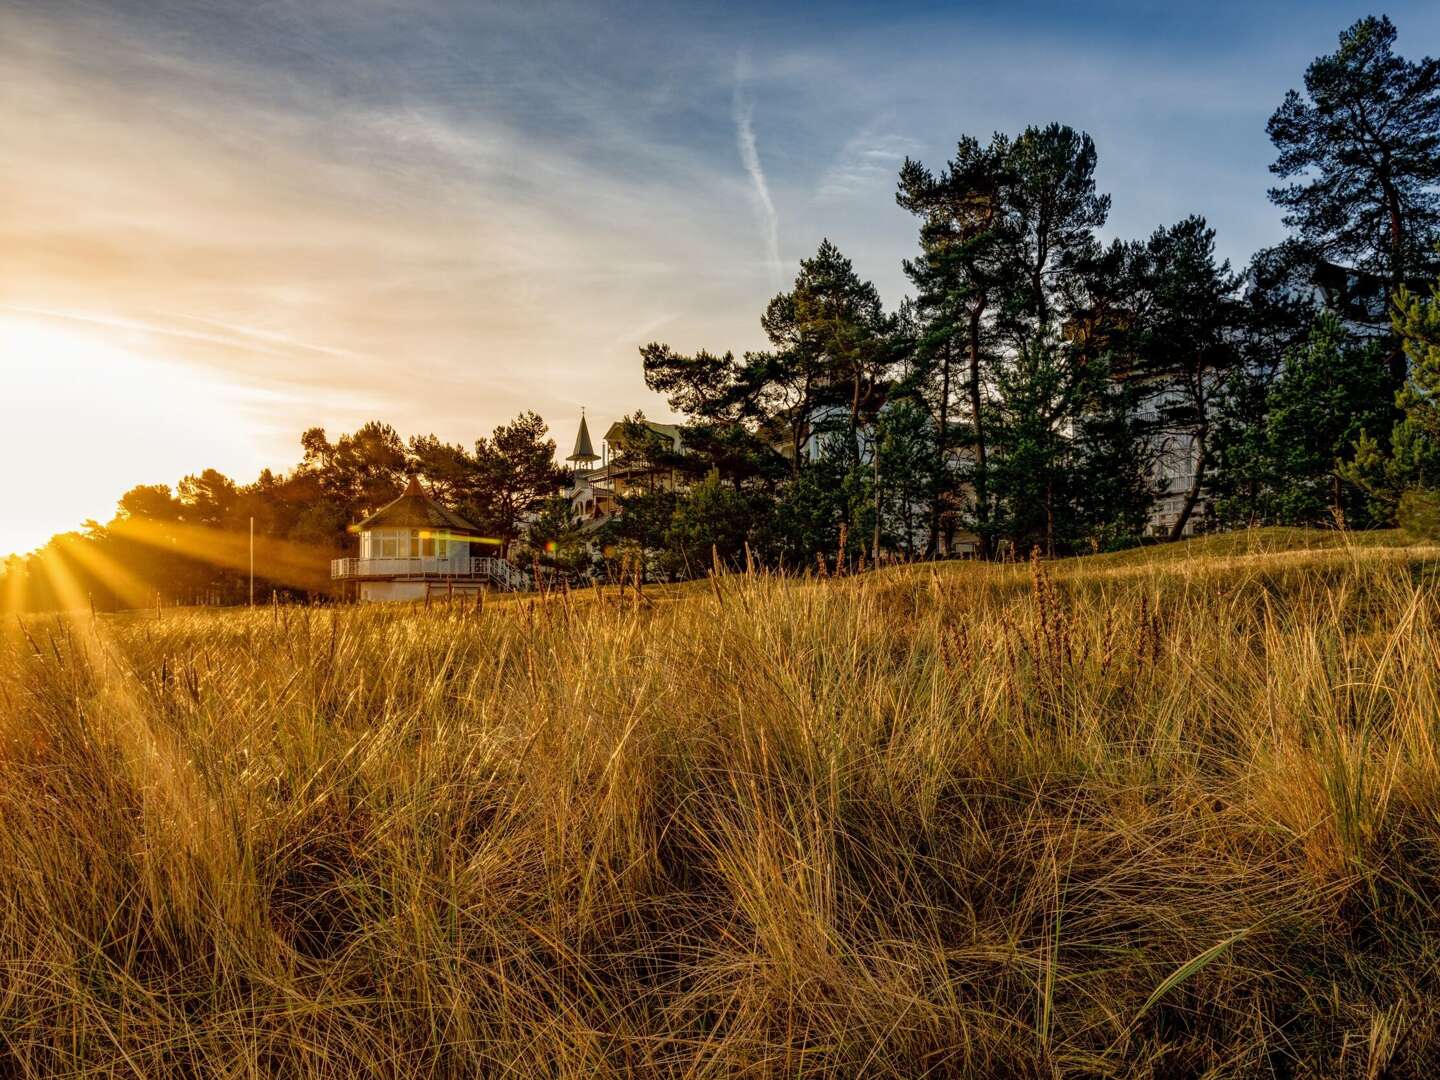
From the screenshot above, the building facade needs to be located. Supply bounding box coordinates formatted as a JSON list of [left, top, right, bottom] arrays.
[[331, 476, 530, 601]]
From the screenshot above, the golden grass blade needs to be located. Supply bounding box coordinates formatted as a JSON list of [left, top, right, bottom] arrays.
[[1132, 927, 1252, 1023]]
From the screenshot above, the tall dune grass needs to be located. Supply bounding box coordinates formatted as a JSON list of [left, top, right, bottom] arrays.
[[3, 537, 1440, 1076]]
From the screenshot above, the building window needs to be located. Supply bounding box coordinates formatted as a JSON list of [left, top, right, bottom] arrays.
[[437, 538, 449, 559], [380, 532, 398, 557]]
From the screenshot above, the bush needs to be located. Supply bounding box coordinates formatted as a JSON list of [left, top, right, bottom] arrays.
[[1398, 488, 1440, 540]]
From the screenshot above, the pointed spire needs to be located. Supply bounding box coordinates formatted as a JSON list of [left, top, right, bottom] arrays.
[[568, 410, 599, 464], [403, 475, 424, 497]]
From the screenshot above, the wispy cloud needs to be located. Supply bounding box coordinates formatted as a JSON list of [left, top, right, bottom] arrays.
[[817, 126, 919, 201], [0, 2, 785, 462], [733, 54, 783, 291], [607, 311, 680, 353], [1, 304, 363, 362]]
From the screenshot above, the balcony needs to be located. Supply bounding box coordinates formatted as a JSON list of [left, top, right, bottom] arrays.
[[330, 556, 531, 591]]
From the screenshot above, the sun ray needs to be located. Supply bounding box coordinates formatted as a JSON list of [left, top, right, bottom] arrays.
[[50, 533, 158, 612], [111, 517, 337, 595], [36, 541, 97, 616], [1, 562, 26, 617]]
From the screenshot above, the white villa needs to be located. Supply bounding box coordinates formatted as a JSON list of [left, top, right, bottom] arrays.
[[330, 476, 530, 602], [562, 412, 687, 534]]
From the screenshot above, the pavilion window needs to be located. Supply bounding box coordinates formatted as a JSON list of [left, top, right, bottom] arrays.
[[420, 535, 435, 557], [437, 538, 449, 559], [380, 532, 398, 558], [410, 530, 421, 557]]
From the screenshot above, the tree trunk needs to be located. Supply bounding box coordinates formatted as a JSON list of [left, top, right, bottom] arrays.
[[1045, 480, 1055, 558], [967, 304, 991, 558], [927, 341, 951, 558], [1381, 170, 1405, 289], [849, 375, 863, 470], [1380, 171, 1410, 389], [872, 441, 882, 562], [1168, 430, 1209, 541]]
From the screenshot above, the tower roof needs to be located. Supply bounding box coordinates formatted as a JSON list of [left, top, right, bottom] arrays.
[[355, 477, 482, 535], [568, 412, 599, 463]]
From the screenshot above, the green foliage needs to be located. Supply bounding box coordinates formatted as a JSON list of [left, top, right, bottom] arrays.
[[1125, 217, 1244, 538], [1397, 487, 1440, 539], [406, 433, 474, 503], [986, 339, 1076, 552], [1235, 315, 1394, 526], [764, 240, 896, 470], [1394, 276, 1440, 439], [874, 400, 938, 558], [467, 412, 569, 556], [897, 134, 1011, 555], [664, 471, 762, 571], [994, 123, 1110, 334], [1072, 378, 1158, 551], [303, 421, 408, 510], [768, 459, 849, 567], [520, 495, 592, 574], [639, 346, 741, 422], [597, 489, 681, 576], [643, 239, 895, 488], [1339, 270, 1440, 523]]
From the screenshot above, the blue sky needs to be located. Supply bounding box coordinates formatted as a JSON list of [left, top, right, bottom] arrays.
[[2, 0, 1438, 553]]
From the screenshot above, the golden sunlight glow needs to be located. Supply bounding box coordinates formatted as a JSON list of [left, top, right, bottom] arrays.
[[115, 517, 333, 593], [45, 533, 157, 612], [0, 316, 271, 559]]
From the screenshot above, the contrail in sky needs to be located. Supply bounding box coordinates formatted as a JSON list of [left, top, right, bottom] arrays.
[[733, 54, 783, 290]]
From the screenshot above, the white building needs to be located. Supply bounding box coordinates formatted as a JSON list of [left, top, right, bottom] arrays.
[[562, 414, 686, 529], [331, 477, 530, 602]]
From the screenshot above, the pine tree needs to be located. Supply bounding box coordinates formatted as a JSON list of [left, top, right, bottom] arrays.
[[1267, 15, 1440, 330], [469, 413, 568, 559], [1341, 270, 1440, 532], [897, 136, 1010, 555], [1261, 314, 1392, 525], [1125, 218, 1244, 539], [1394, 272, 1440, 439], [769, 241, 895, 471], [988, 124, 1111, 553]]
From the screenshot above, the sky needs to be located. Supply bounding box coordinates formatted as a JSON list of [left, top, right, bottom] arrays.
[[3, 0, 1438, 558]]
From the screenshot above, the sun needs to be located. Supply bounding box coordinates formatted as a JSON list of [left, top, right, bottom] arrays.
[[0, 314, 268, 560]]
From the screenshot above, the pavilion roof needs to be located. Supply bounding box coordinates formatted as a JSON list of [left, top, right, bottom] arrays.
[[355, 476, 482, 535]]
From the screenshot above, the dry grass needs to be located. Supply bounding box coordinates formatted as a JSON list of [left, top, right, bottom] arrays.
[[4, 531, 1440, 1077]]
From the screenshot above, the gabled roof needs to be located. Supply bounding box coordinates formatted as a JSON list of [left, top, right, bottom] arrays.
[[356, 476, 482, 535], [602, 419, 683, 450]]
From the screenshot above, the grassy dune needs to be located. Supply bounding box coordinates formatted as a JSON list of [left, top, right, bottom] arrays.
[[4, 531, 1440, 1077]]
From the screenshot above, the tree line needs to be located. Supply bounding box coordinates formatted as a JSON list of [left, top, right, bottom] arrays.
[[594, 14, 1439, 571], [5, 14, 1439, 609]]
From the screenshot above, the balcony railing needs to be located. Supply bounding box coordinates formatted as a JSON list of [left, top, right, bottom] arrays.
[[330, 556, 531, 591]]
